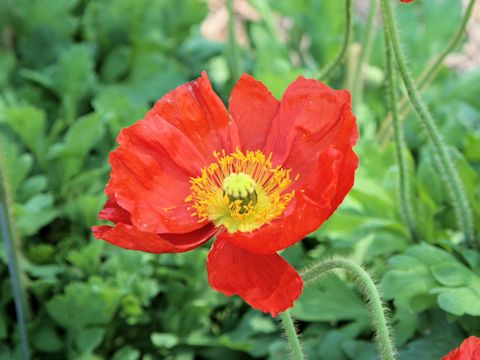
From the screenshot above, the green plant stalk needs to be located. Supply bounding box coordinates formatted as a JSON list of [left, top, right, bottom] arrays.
[[0, 159, 30, 360], [302, 258, 396, 360], [226, 0, 241, 82], [249, 0, 279, 41], [417, 0, 476, 89], [378, 0, 477, 146], [352, 0, 378, 112], [317, 0, 353, 80], [384, 32, 418, 241], [380, 0, 475, 246], [279, 310, 304, 360]]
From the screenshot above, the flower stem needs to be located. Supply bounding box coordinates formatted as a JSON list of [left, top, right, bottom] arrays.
[[417, 0, 476, 89], [317, 0, 353, 80], [383, 27, 418, 241], [380, 0, 475, 246], [377, 0, 477, 145], [0, 148, 30, 360], [226, 0, 241, 82], [352, 0, 378, 112], [279, 310, 304, 360], [302, 258, 396, 360]]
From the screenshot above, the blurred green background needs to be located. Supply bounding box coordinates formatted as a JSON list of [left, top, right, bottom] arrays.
[[1, 0, 479, 359]]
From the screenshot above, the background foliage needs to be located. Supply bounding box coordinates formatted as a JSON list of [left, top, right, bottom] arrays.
[[1, 0, 479, 359]]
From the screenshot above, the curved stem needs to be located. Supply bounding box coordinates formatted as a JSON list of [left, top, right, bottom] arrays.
[[0, 151, 30, 360], [279, 310, 304, 360], [226, 0, 241, 82], [302, 258, 396, 360], [352, 0, 378, 112], [380, 0, 475, 246], [317, 0, 353, 80], [417, 0, 476, 89], [383, 27, 418, 241], [378, 0, 477, 145]]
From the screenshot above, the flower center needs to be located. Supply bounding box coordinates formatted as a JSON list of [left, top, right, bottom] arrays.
[[223, 172, 258, 214], [185, 148, 296, 233]]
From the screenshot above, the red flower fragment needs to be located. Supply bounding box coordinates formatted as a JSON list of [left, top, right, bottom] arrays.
[[92, 72, 358, 316], [442, 337, 480, 360], [400, 0, 413, 2]]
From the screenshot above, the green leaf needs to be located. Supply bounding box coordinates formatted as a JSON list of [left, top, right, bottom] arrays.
[[15, 0, 79, 67], [112, 346, 140, 360], [48, 112, 105, 160], [14, 193, 58, 236], [1, 139, 33, 195], [0, 105, 46, 161], [431, 262, 472, 287], [151, 333, 179, 349], [18, 175, 48, 202], [399, 312, 464, 360], [0, 50, 16, 89], [46, 281, 121, 329], [291, 276, 369, 322], [31, 323, 63, 353], [433, 287, 480, 316], [66, 241, 103, 275], [53, 44, 97, 106], [75, 327, 105, 354], [100, 46, 132, 82]]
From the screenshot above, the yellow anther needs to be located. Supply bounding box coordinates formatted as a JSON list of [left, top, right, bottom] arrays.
[[186, 148, 296, 233]]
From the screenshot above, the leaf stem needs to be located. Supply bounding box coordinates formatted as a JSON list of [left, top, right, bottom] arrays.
[[378, 0, 477, 145], [226, 0, 241, 82], [352, 0, 378, 112], [379, 0, 475, 246], [302, 258, 396, 360], [317, 0, 353, 80], [417, 0, 476, 89], [383, 25, 418, 241], [0, 147, 30, 360], [279, 309, 304, 360]]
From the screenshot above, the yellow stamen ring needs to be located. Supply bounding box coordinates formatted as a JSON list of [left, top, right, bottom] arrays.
[[185, 148, 296, 233]]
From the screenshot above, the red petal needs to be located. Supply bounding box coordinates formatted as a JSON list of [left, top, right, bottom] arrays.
[[107, 114, 209, 234], [264, 75, 358, 216], [442, 336, 480, 360], [229, 74, 279, 151], [220, 191, 330, 254], [220, 130, 355, 255], [149, 71, 238, 162], [98, 197, 131, 224], [92, 223, 217, 254], [264, 76, 352, 165], [207, 236, 303, 316], [294, 106, 359, 211]]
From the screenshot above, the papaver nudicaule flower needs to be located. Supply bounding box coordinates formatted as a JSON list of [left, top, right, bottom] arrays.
[[92, 72, 358, 316]]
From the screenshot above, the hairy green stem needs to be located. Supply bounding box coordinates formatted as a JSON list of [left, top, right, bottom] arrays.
[[317, 0, 353, 80], [352, 0, 378, 112], [0, 153, 30, 360], [226, 0, 241, 82], [378, 0, 477, 145], [383, 30, 418, 241], [302, 258, 396, 360], [417, 0, 476, 89], [380, 0, 475, 246], [279, 310, 304, 360]]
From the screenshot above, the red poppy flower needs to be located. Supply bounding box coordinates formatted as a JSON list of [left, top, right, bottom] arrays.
[[92, 72, 358, 316], [442, 336, 480, 360], [400, 0, 413, 2]]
